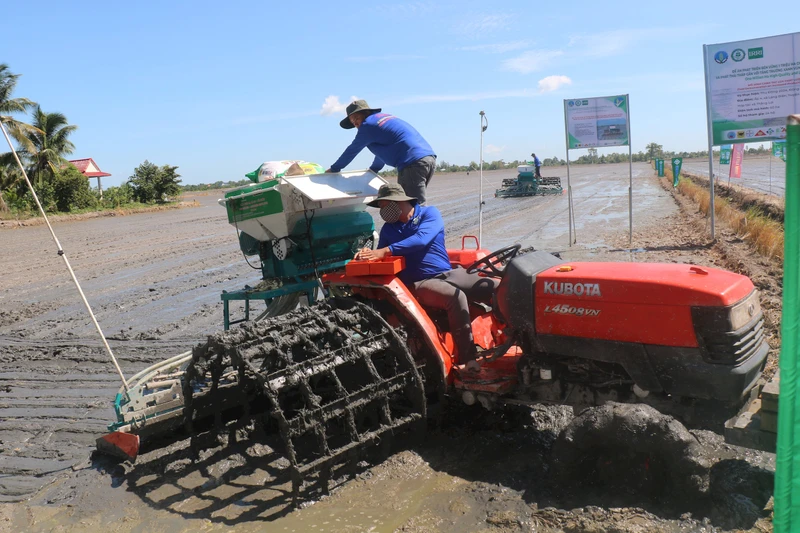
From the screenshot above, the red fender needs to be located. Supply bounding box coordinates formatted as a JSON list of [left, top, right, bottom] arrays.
[[323, 273, 455, 383]]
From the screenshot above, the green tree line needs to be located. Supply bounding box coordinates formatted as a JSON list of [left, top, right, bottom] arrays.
[[1, 64, 181, 216]]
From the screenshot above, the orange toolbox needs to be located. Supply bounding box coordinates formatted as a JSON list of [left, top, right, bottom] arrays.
[[346, 256, 406, 277]]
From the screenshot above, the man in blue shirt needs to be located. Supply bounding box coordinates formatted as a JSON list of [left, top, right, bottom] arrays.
[[355, 185, 498, 372], [531, 153, 542, 178], [327, 100, 436, 204]]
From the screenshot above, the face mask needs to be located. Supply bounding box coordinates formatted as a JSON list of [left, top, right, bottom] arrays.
[[380, 203, 401, 223]]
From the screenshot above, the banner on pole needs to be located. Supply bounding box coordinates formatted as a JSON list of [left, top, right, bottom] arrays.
[[729, 144, 745, 178], [564, 95, 629, 149], [773, 140, 787, 162], [672, 158, 683, 188], [705, 32, 800, 146], [656, 159, 665, 177], [720, 145, 733, 164]]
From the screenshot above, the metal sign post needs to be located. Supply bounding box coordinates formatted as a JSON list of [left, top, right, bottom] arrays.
[[563, 94, 631, 247], [703, 44, 716, 240], [563, 102, 573, 246], [478, 111, 487, 246], [627, 94, 633, 247]]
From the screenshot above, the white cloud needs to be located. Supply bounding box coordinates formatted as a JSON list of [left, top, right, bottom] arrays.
[[231, 110, 318, 125], [568, 29, 648, 57], [457, 40, 531, 54], [484, 144, 505, 154], [368, 2, 436, 17], [501, 50, 563, 74], [392, 88, 535, 105], [538, 75, 572, 93], [345, 55, 425, 63], [320, 95, 359, 116], [568, 25, 710, 58], [457, 13, 512, 36]]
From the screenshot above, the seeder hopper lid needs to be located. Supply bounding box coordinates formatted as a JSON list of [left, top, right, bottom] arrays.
[[283, 170, 385, 202]]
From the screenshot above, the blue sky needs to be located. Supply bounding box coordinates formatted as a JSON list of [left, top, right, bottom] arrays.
[[3, 1, 794, 186]]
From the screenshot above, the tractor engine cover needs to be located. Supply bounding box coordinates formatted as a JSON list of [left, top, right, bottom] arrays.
[[496, 257, 768, 404]]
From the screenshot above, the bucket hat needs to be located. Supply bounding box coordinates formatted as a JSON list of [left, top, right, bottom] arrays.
[[340, 99, 382, 129], [367, 184, 416, 207]]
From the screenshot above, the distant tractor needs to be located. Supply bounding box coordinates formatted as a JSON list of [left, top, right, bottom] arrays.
[[496, 164, 563, 198]]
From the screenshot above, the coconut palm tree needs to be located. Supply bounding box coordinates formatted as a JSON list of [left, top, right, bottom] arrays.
[[24, 106, 78, 187], [0, 64, 39, 210]]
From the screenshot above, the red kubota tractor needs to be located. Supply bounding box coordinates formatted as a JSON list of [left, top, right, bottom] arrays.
[[101, 240, 769, 502], [326, 241, 766, 417]]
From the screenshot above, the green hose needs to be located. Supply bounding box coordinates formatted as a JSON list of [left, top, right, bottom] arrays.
[[775, 114, 800, 533]]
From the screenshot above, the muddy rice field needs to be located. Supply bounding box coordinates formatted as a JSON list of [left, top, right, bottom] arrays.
[[682, 155, 786, 198], [0, 162, 781, 532]]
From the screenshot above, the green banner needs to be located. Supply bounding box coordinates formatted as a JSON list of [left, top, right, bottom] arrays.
[[774, 140, 787, 162], [720, 145, 732, 164], [656, 159, 665, 177], [672, 157, 683, 187]]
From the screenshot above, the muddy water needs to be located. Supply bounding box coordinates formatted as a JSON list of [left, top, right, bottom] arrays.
[[0, 163, 775, 532]]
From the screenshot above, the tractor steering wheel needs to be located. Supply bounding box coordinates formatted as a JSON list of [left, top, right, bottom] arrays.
[[466, 244, 521, 277]]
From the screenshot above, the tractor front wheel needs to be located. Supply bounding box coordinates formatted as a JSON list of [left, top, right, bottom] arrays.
[[549, 402, 710, 508]]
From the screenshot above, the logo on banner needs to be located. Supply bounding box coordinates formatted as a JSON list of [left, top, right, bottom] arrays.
[[727, 131, 736, 139], [568, 100, 574, 107], [714, 51, 729, 64], [736, 130, 745, 138], [613, 97, 625, 107], [748, 47, 764, 59], [732, 48, 746, 62], [575, 100, 582, 106], [755, 130, 766, 137]]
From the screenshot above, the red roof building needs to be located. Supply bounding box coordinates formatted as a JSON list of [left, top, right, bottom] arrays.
[[69, 158, 111, 197], [69, 158, 111, 178]]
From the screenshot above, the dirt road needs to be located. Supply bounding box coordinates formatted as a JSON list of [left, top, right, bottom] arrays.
[[0, 163, 776, 532]]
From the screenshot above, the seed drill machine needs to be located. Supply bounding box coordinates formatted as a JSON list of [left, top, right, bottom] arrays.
[[495, 163, 563, 198]]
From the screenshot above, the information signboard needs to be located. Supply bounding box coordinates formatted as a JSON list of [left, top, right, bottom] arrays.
[[705, 32, 800, 146], [564, 95, 629, 149]]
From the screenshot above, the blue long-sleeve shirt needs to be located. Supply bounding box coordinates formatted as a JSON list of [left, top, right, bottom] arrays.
[[377, 204, 451, 285], [533, 156, 541, 167], [331, 113, 435, 173]]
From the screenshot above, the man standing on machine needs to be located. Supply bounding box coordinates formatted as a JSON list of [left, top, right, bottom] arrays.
[[327, 100, 436, 204], [531, 153, 542, 178]]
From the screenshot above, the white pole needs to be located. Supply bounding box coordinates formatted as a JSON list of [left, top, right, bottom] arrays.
[[563, 100, 573, 246], [702, 44, 716, 240], [770, 141, 773, 195], [0, 120, 129, 392], [479, 111, 487, 247], [627, 93, 633, 247]]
